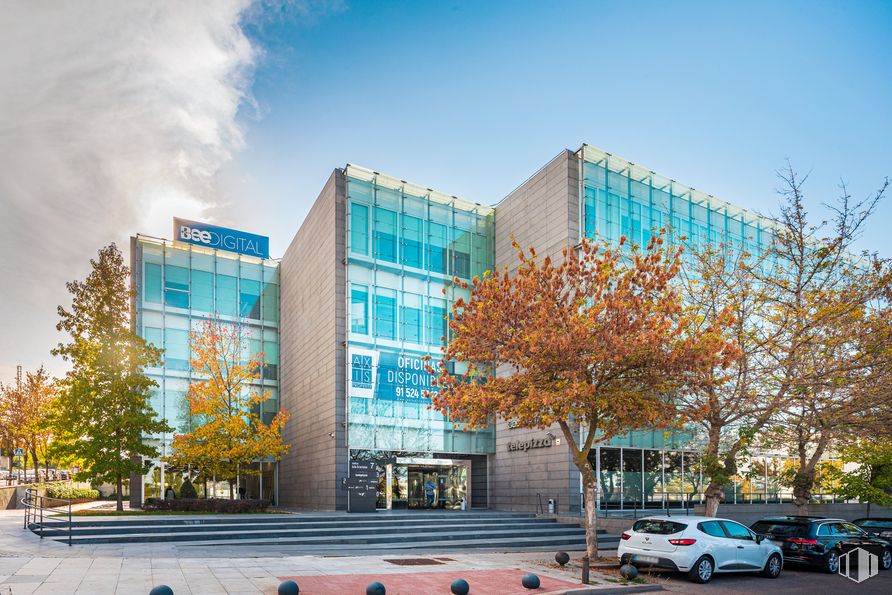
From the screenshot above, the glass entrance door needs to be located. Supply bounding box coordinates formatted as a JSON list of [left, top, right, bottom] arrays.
[[402, 461, 469, 509]]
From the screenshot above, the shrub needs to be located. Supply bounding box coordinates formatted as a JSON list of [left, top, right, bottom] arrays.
[[142, 498, 270, 513], [179, 479, 198, 499], [46, 486, 100, 500]]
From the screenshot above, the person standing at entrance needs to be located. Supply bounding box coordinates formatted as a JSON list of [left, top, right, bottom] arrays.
[[424, 477, 436, 508]]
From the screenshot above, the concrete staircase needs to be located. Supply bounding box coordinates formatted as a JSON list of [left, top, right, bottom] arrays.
[[34, 511, 618, 553]]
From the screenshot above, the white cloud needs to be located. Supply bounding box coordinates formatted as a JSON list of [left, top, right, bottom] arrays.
[[0, 1, 262, 378]]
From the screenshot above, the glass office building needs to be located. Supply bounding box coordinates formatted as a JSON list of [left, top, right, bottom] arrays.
[[130, 235, 280, 503], [344, 164, 495, 509], [577, 145, 777, 510]]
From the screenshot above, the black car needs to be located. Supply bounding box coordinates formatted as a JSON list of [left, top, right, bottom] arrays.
[[750, 516, 892, 573], [854, 517, 892, 540]]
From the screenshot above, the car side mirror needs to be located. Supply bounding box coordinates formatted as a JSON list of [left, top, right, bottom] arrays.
[[755, 534, 765, 544]]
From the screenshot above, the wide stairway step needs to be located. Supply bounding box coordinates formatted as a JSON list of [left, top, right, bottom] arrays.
[[32, 511, 609, 552]]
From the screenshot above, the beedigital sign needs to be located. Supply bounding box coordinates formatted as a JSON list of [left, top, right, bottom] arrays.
[[173, 218, 269, 259]]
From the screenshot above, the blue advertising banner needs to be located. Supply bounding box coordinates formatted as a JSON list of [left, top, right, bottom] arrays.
[[173, 218, 270, 258], [349, 348, 439, 403]]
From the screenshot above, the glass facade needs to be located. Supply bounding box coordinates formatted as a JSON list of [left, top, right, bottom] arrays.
[[133, 236, 280, 501], [344, 164, 495, 455]]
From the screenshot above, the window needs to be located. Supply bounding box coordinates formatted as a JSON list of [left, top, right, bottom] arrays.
[[425, 298, 447, 346], [842, 523, 866, 536], [163, 328, 189, 371], [374, 289, 397, 340], [191, 270, 214, 313], [374, 207, 398, 263], [263, 341, 278, 380], [401, 214, 423, 269], [261, 283, 278, 323], [239, 279, 261, 320], [164, 265, 189, 309], [720, 521, 753, 540], [752, 521, 808, 538], [698, 521, 725, 538], [350, 285, 368, 334], [817, 524, 832, 537], [427, 222, 448, 274], [145, 263, 162, 303], [632, 520, 687, 535], [401, 293, 423, 343], [452, 229, 471, 279], [350, 202, 369, 255], [216, 274, 238, 317]]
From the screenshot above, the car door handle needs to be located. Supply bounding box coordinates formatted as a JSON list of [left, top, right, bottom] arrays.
[[737, 546, 744, 549]]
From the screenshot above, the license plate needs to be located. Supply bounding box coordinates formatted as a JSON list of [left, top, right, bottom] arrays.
[[635, 555, 659, 564]]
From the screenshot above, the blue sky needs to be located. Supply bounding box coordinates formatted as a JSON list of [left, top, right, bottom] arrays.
[[228, 0, 892, 258], [2, 0, 890, 379]]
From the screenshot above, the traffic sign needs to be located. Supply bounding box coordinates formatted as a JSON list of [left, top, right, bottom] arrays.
[[13, 448, 24, 457]]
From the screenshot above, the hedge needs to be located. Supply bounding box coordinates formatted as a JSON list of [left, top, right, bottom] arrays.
[[46, 486, 100, 500], [143, 498, 270, 513]]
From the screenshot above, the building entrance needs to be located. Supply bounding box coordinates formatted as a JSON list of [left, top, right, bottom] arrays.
[[384, 458, 469, 510]]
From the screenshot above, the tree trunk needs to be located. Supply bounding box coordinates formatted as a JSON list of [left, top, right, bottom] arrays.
[[704, 482, 724, 517], [6, 454, 12, 485], [116, 473, 124, 512], [30, 448, 39, 482], [583, 477, 599, 562], [22, 452, 28, 485], [792, 468, 814, 515], [229, 478, 234, 500]]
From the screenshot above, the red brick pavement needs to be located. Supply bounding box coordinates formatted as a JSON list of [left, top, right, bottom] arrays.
[[279, 568, 582, 594]]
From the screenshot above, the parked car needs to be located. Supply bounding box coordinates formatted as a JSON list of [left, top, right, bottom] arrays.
[[853, 517, 892, 540], [618, 515, 783, 584], [750, 516, 892, 573]]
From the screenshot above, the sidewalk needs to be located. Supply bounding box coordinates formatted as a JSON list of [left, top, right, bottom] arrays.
[[0, 509, 644, 595]]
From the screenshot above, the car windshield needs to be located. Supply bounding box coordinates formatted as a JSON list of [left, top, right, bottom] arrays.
[[857, 519, 892, 529], [751, 521, 808, 537], [632, 520, 687, 535]]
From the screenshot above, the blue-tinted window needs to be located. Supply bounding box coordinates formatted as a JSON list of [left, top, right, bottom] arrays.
[[163, 328, 190, 371], [263, 341, 278, 380], [374, 290, 397, 340], [164, 265, 189, 309], [351, 202, 369, 255], [216, 275, 238, 317], [401, 293, 423, 343], [261, 283, 278, 323], [240, 279, 261, 320], [374, 207, 398, 263], [427, 222, 448, 274], [192, 270, 214, 313], [426, 299, 447, 346], [145, 263, 162, 303], [401, 214, 423, 269], [452, 229, 471, 279], [351, 285, 368, 334]]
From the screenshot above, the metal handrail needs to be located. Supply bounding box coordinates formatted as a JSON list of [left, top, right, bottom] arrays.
[[21, 488, 73, 546]]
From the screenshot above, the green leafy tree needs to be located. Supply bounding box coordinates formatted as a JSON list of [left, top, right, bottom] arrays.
[[52, 244, 171, 511], [830, 440, 892, 516]]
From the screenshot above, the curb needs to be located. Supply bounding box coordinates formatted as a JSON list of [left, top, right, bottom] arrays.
[[558, 585, 663, 594]]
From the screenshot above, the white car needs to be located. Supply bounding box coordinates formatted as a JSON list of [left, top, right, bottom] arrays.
[[618, 515, 783, 583]]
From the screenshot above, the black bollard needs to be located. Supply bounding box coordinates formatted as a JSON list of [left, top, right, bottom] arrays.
[[149, 586, 174, 595], [366, 581, 385, 595], [278, 579, 300, 595], [450, 578, 470, 595], [521, 574, 541, 590], [555, 551, 570, 566], [581, 556, 590, 584]]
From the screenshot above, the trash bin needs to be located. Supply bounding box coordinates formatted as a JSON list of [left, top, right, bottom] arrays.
[[548, 498, 555, 514], [460, 498, 467, 511]]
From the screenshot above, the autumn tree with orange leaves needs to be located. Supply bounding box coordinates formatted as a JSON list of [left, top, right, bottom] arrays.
[[169, 319, 289, 499], [428, 234, 737, 559]]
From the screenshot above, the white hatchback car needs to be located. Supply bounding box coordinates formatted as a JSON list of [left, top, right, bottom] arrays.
[[618, 515, 783, 583]]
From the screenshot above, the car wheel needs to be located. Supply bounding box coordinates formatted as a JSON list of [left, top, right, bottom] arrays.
[[881, 548, 892, 571], [761, 553, 782, 578], [824, 549, 840, 574], [688, 556, 714, 584]]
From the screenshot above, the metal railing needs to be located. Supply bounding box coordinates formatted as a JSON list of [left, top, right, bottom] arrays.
[[21, 488, 73, 546]]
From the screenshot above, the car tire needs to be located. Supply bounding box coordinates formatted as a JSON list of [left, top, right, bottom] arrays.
[[761, 553, 782, 578], [881, 548, 892, 571], [688, 556, 714, 584], [824, 549, 840, 574]]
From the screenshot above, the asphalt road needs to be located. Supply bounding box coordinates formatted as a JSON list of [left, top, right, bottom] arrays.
[[652, 563, 892, 594]]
